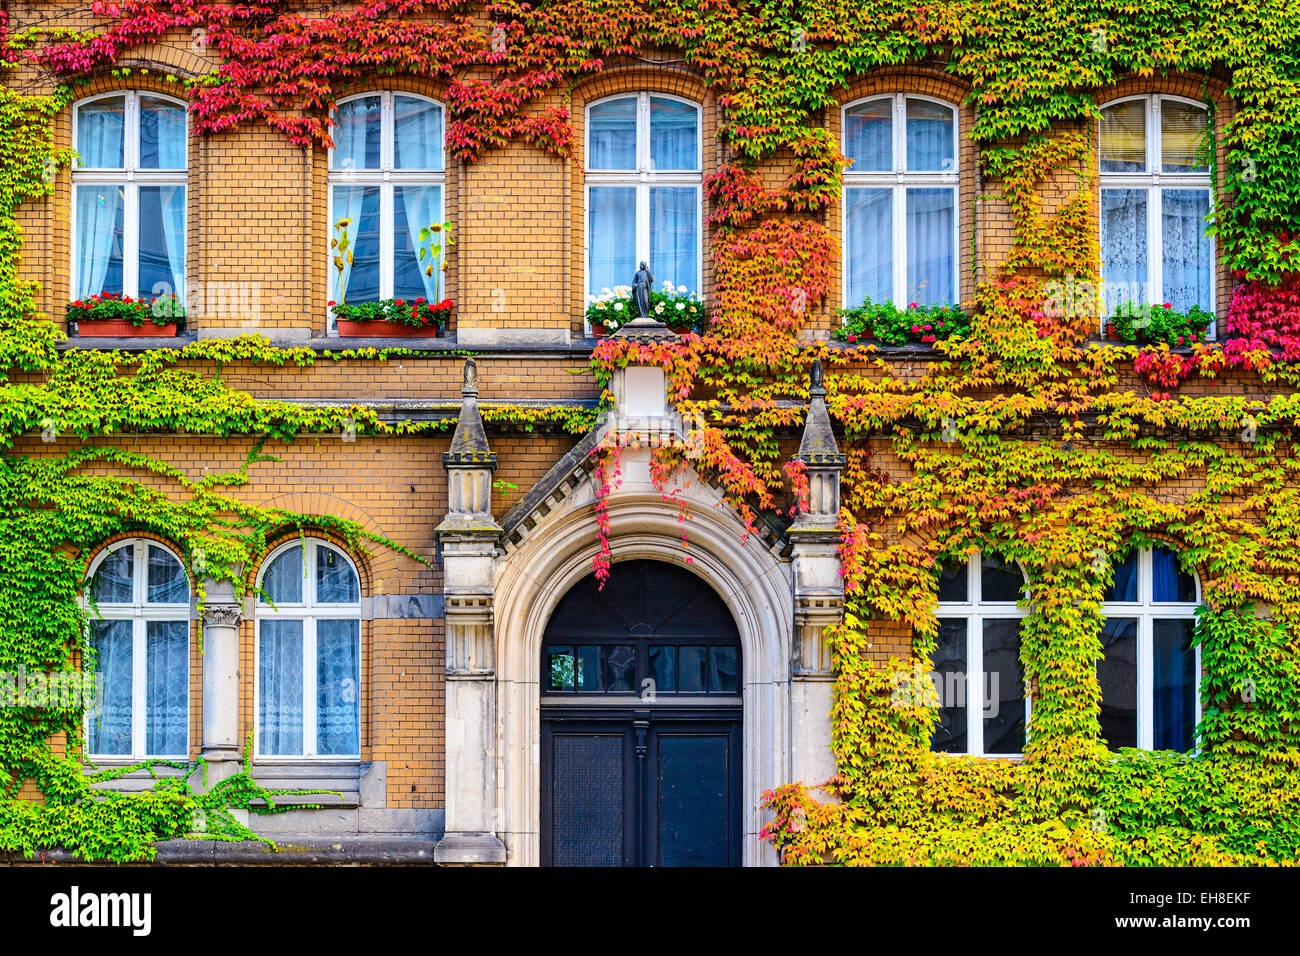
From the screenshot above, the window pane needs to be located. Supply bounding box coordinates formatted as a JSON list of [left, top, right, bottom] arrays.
[[588, 97, 637, 170], [980, 553, 1022, 602], [262, 545, 303, 604], [394, 95, 443, 170], [332, 95, 382, 170], [393, 185, 444, 302], [317, 619, 360, 755], [1153, 618, 1197, 751], [650, 97, 698, 171], [844, 99, 891, 171], [648, 645, 676, 693], [936, 559, 967, 602], [1101, 100, 1146, 172], [1161, 102, 1208, 173], [548, 646, 575, 691], [650, 186, 698, 293], [74, 185, 125, 299], [906, 98, 954, 171], [709, 646, 739, 693], [77, 97, 126, 168], [930, 619, 967, 753], [1099, 617, 1137, 750], [982, 618, 1025, 754], [1152, 545, 1197, 603], [147, 545, 187, 605], [906, 188, 955, 306], [576, 645, 603, 691], [604, 644, 636, 692], [845, 187, 892, 307], [1101, 188, 1148, 311], [91, 544, 134, 604], [679, 645, 707, 693], [145, 619, 188, 755], [259, 619, 304, 755], [88, 619, 133, 755], [139, 185, 186, 305], [139, 96, 186, 169], [1106, 550, 1139, 602], [315, 545, 359, 604], [1161, 189, 1212, 313], [330, 185, 381, 305], [587, 186, 636, 295]]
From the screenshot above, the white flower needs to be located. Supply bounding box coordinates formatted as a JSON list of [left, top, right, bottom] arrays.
[[655, 303, 664, 314], [676, 302, 685, 310], [601, 287, 612, 296], [662, 279, 674, 290], [677, 285, 687, 294], [614, 301, 624, 310]]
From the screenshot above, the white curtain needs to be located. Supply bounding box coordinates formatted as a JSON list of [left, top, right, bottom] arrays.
[[394, 96, 443, 170], [588, 186, 636, 294], [906, 99, 954, 171], [332, 96, 381, 170], [75, 185, 123, 298], [259, 621, 304, 756], [906, 187, 955, 305], [145, 620, 188, 755], [261, 545, 302, 604], [140, 97, 186, 169], [316, 619, 360, 755], [844, 100, 891, 171], [1101, 188, 1149, 311], [1161, 189, 1211, 312], [845, 187, 892, 306], [397, 185, 443, 301], [159, 186, 186, 305], [588, 98, 637, 170], [77, 97, 125, 168], [650, 97, 698, 171], [650, 186, 698, 292], [88, 620, 133, 756], [330, 186, 369, 304]]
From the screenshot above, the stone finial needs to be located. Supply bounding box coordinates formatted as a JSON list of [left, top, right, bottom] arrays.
[[793, 359, 846, 528], [444, 358, 495, 468], [462, 356, 479, 396]]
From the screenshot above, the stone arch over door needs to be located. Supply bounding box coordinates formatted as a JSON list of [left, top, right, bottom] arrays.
[[493, 450, 794, 866]]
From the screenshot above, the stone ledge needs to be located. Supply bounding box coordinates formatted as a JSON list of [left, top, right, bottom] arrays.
[[1, 835, 441, 866]]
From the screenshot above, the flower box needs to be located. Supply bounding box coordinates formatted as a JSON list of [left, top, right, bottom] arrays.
[[336, 319, 442, 338], [76, 318, 178, 337]]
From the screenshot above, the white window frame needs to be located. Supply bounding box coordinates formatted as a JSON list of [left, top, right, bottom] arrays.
[[583, 92, 703, 329], [82, 538, 191, 760], [70, 91, 188, 303], [327, 91, 446, 326], [254, 539, 362, 761], [1099, 545, 1202, 751], [1098, 94, 1216, 335], [934, 550, 1030, 759], [841, 93, 960, 310]]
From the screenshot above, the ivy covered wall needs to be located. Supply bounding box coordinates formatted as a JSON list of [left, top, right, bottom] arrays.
[[1, 1, 1298, 863]]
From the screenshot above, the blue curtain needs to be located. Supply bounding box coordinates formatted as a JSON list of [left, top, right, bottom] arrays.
[[588, 186, 636, 295], [588, 98, 637, 170], [650, 186, 698, 293], [259, 620, 304, 755], [649, 96, 698, 171], [843, 99, 891, 171], [906, 98, 954, 171], [906, 187, 955, 305], [394, 96, 443, 170], [1161, 189, 1212, 312], [845, 187, 892, 307], [1152, 619, 1196, 751], [333, 96, 382, 170], [145, 620, 188, 755], [88, 620, 133, 756], [316, 619, 360, 755]]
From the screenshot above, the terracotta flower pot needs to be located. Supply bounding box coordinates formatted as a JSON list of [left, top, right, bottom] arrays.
[[77, 319, 177, 337], [336, 320, 443, 337], [590, 321, 609, 337]]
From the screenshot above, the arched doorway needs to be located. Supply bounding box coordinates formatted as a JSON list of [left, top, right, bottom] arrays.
[[539, 560, 743, 867]]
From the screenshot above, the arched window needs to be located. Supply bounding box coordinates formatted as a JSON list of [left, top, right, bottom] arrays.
[[1098, 544, 1201, 752], [256, 539, 361, 758], [842, 94, 959, 309], [328, 92, 446, 311], [72, 92, 187, 306], [1099, 95, 1214, 320], [931, 551, 1028, 757], [84, 539, 190, 758], [585, 93, 701, 302]]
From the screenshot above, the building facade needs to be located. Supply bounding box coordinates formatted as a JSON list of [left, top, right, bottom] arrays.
[[2, 2, 1296, 867]]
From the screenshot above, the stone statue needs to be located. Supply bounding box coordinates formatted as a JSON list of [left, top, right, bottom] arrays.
[[633, 261, 653, 318], [462, 356, 478, 395], [810, 359, 824, 391]]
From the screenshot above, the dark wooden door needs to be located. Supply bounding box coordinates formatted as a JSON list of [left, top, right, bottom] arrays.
[[541, 708, 741, 867]]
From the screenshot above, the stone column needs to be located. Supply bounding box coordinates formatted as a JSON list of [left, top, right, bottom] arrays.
[[788, 360, 846, 790], [199, 578, 243, 786], [435, 359, 508, 864]]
